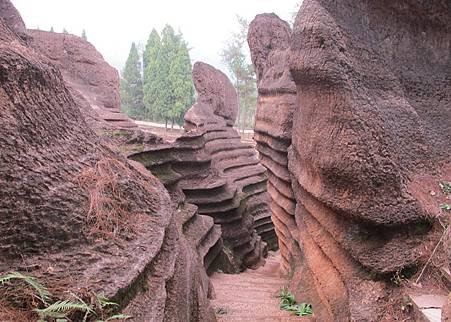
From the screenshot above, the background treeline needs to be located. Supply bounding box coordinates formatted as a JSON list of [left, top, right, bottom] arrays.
[[120, 18, 258, 132], [120, 25, 194, 129], [220, 16, 257, 133]]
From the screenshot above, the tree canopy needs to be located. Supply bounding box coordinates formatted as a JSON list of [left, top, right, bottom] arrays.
[[120, 42, 144, 118], [121, 26, 194, 128]]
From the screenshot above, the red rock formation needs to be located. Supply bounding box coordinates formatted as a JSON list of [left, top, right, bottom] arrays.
[[248, 13, 298, 274], [286, 0, 451, 320], [131, 62, 276, 271], [28, 29, 136, 129], [0, 0, 26, 35], [187, 62, 276, 256], [0, 3, 215, 321]]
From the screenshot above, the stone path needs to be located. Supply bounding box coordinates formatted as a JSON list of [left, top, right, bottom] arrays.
[[211, 252, 311, 322]]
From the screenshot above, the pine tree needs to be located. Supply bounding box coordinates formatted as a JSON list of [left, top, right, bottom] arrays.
[[168, 36, 194, 128], [156, 25, 177, 128], [143, 29, 160, 78], [143, 29, 162, 121], [50, 26, 54, 32], [81, 29, 87, 41], [120, 42, 144, 118], [156, 25, 194, 129]]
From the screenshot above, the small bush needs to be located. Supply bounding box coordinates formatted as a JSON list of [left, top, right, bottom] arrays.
[[278, 287, 313, 317]]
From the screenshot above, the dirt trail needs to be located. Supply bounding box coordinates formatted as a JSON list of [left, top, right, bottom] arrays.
[[211, 252, 312, 322]]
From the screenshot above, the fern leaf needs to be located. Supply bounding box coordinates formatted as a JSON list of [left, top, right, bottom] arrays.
[[0, 271, 52, 304], [35, 300, 94, 318], [96, 293, 119, 308]]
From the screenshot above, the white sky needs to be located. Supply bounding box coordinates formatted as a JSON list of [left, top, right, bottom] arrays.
[[12, 0, 300, 75]]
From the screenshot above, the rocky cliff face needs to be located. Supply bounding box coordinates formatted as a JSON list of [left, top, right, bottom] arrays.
[[251, 0, 451, 320], [130, 62, 276, 271], [248, 13, 298, 275], [0, 2, 215, 321], [28, 29, 136, 129]]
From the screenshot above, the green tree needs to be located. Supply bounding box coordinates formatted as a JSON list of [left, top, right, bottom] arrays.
[[221, 16, 257, 132], [144, 25, 194, 129], [120, 42, 144, 118], [167, 33, 195, 128], [81, 29, 87, 41], [157, 25, 178, 128], [143, 29, 162, 121], [143, 29, 160, 79]]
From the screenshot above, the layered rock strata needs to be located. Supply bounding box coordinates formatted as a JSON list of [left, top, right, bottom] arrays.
[[287, 0, 451, 320], [130, 62, 276, 271], [248, 13, 298, 275], [128, 131, 226, 275], [0, 2, 215, 321]]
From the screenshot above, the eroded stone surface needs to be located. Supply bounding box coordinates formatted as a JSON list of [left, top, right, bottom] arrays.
[[0, 0, 26, 34], [28, 29, 136, 129], [249, 1, 451, 321], [286, 0, 451, 320], [0, 3, 216, 321], [130, 62, 276, 271], [248, 13, 297, 275]]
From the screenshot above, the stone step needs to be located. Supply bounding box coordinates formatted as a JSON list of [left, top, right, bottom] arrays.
[[212, 252, 313, 322]]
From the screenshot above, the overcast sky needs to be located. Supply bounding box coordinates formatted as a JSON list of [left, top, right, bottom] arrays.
[[12, 0, 300, 75]]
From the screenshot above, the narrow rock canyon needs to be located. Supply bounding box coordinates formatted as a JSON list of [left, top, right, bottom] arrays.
[[0, 0, 450, 321]]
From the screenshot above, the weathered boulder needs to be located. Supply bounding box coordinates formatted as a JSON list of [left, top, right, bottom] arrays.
[[186, 61, 238, 127], [248, 13, 298, 274], [287, 0, 451, 320], [0, 0, 26, 35], [28, 29, 136, 129], [131, 62, 276, 271], [0, 3, 215, 321]]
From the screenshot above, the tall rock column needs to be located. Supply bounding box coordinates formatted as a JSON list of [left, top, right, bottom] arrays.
[[288, 0, 451, 320], [248, 13, 299, 274]]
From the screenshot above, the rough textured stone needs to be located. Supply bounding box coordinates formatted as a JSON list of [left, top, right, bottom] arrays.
[[28, 29, 136, 129], [286, 0, 451, 320], [0, 3, 215, 321], [186, 62, 238, 127], [0, 0, 26, 35], [130, 62, 276, 271], [249, 1, 450, 321], [248, 13, 298, 275]]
